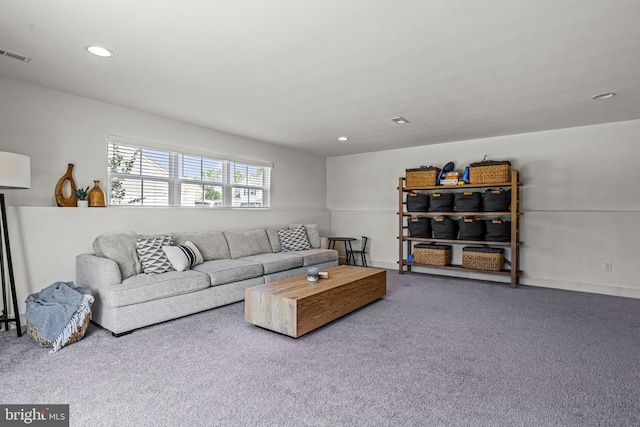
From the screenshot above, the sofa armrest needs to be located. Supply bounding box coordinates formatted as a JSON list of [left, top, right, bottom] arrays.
[[76, 254, 122, 300]]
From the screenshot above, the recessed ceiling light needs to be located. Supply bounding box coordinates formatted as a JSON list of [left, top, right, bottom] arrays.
[[338, 136, 349, 141], [85, 46, 114, 58], [592, 93, 616, 100], [391, 117, 409, 125]]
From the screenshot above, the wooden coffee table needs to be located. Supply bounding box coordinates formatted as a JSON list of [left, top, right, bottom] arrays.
[[245, 265, 386, 338]]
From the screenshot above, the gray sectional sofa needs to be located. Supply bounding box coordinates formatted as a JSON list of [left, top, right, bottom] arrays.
[[76, 225, 338, 336]]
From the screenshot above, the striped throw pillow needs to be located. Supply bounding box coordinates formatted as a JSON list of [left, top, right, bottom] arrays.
[[162, 241, 204, 272]]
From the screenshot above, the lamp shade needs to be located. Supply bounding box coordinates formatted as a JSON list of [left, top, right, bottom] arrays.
[[0, 151, 31, 189]]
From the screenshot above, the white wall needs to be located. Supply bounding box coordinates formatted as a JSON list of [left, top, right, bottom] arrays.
[[328, 119, 640, 299], [0, 76, 329, 314], [3, 72, 638, 319]]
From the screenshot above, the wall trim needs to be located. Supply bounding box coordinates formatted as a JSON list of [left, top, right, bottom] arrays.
[[521, 276, 640, 299], [366, 262, 640, 300]]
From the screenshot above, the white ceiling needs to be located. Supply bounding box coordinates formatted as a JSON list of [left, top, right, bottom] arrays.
[[1, 0, 639, 157]]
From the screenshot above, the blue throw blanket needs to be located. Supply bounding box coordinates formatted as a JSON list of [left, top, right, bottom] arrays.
[[25, 281, 93, 352]]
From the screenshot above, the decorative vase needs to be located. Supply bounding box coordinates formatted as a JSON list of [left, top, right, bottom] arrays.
[[54, 164, 78, 207], [88, 180, 106, 207], [77, 200, 89, 208]]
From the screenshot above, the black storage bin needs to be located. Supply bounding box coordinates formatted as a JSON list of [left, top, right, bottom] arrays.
[[485, 219, 511, 242], [454, 191, 483, 212], [484, 189, 511, 211], [458, 217, 486, 241], [406, 192, 429, 212], [431, 217, 458, 239], [429, 192, 454, 211], [407, 217, 432, 238]]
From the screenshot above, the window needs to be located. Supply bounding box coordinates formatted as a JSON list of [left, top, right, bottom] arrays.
[[107, 139, 271, 208]]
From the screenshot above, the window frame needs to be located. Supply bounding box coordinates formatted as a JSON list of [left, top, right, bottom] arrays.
[[107, 136, 272, 209]]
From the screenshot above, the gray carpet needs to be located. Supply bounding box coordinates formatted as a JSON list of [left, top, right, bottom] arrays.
[[1, 271, 639, 427]]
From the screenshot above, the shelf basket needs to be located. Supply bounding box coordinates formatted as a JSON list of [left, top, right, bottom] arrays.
[[469, 161, 511, 184], [406, 167, 440, 187], [413, 244, 452, 266], [462, 246, 504, 271]]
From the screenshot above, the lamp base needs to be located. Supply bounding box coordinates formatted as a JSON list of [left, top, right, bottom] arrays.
[[0, 193, 22, 337], [1, 313, 21, 332]]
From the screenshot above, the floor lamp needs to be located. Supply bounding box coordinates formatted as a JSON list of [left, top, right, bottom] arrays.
[[0, 151, 31, 337]]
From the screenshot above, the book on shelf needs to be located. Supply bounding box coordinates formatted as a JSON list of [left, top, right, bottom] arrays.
[[440, 179, 459, 185]]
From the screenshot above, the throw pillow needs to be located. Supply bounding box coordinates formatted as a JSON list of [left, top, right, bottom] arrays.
[[136, 235, 174, 275], [278, 225, 312, 252], [289, 224, 321, 249], [162, 241, 204, 272]]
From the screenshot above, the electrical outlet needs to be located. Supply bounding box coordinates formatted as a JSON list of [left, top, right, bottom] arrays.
[[604, 261, 613, 272]]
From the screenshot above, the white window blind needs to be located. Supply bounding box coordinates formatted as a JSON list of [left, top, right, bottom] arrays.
[[107, 140, 271, 208]]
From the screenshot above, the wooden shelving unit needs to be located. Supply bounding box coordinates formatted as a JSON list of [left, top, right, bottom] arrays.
[[398, 169, 522, 287]]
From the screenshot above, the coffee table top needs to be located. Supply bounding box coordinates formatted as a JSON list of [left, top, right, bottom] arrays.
[[245, 265, 386, 338], [247, 265, 385, 300]]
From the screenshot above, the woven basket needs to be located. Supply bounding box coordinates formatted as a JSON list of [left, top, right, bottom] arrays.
[[413, 244, 452, 266], [27, 311, 91, 348], [462, 246, 504, 271], [469, 161, 511, 184], [406, 167, 440, 187]]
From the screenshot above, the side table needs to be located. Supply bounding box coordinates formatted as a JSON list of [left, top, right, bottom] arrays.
[[327, 237, 356, 265]]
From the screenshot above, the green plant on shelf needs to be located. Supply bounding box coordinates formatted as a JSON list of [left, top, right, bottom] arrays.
[[74, 186, 90, 201]]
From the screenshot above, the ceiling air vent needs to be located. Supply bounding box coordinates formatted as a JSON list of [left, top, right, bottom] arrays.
[[0, 49, 32, 63]]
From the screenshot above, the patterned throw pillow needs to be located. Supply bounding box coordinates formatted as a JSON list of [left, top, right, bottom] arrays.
[[277, 225, 312, 252], [162, 241, 204, 272], [136, 235, 174, 275], [289, 224, 321, 249]]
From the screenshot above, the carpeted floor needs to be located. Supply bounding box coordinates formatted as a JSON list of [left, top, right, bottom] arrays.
[[1, 271, 639, 427]]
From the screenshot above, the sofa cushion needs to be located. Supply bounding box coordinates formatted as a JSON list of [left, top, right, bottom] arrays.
[[93, 232, 140, 280], [266, 226, 288, 253], [193, 259, 264, 286], [105, 270, 211, 307], [289, 224, 321, 249], [224, 229, 272, 259], [239, 253, 303, 274], [278, 225, 312, 252], [172, 231, 230, 260], [293, 249, 339, 266], [137, 235, 174, 275]]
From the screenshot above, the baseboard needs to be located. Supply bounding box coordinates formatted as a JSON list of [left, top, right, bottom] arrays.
[[521, 277, 640, 299], [363, 261, 640, 300], [337, 258, 397, 270], [368, 260, 397, 270]]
